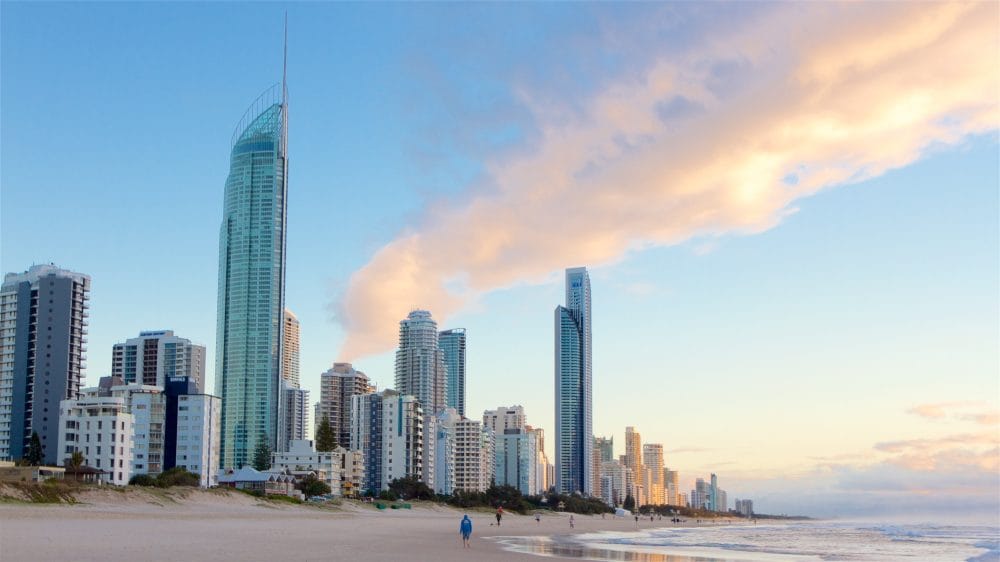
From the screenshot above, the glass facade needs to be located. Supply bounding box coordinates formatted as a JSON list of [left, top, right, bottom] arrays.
[[439, 328, 466, 417], [215, 85, 288, 469], [554, 267, 593, 495], [394, 311, 447, 416]]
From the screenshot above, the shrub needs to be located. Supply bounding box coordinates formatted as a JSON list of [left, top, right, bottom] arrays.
[[155, 467, 200, 488], [129, 474, 157, 487]]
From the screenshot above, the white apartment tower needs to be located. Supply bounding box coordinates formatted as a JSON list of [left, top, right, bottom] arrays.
[[454, 417, 493, 492], [395, 311, 447, 415], [57, 389, 133, 485]]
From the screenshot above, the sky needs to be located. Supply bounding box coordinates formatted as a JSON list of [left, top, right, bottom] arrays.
[[2, 2, 997, 519]]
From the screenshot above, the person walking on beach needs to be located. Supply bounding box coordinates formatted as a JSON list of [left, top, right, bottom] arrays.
[[496, 506, 503, 527], [460, 515, 472, 548], [535, 513, 541, 524], [570, 514, 575, 529]]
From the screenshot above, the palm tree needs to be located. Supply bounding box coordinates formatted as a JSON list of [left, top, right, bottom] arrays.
[[68, 451, 85, 471]]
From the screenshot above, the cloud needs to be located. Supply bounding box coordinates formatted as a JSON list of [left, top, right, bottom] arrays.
[[336, 2, 999, 359], [721, 400, 999, 517], [908, 401, 1000, 426]]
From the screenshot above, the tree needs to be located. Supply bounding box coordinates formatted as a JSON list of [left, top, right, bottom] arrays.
[[24, 432, 44, 466], [252, 434, 272, 471], [67, 450, 85, 472], [623, 494, 635, 511], [297, 474, 332, 498], [388, 476, 435, 500], [315, 418, 337, 452]]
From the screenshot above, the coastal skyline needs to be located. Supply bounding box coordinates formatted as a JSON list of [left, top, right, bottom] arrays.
[[1, 2, 997, 518]]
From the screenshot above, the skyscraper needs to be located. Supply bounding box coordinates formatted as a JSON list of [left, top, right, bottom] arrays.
[[643, 443, 665, 505], [111, 330, 206, 391], [438, 328, 466, 416], [710, 472, 719, 511], [1, 264, 90, 464], [283, 387, 309, 445], [281, 309, 300, 388], [554, 266, 593, 496], [215, 25, 290, 469], [317, 362, 373, 449], [624, 426, 645, 504], [394, 310, 447, 415]]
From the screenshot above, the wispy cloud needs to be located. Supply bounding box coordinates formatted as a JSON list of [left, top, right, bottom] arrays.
[[336, 2, 998, 359], [729, 400, 1000, 516], [908, 401, 1000, 426]]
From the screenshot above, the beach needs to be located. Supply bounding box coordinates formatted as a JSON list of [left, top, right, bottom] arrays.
[[0, 487, 739, 562]]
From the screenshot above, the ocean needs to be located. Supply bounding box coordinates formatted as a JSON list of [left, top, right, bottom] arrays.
[[495, 521, 1000, 561]]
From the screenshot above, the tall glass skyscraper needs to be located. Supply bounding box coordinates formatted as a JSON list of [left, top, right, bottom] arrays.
[[439, 328, 466, 416], [215, 32, 289, 469], [554, 266, 593, 495], [395, 310, 447, 415]]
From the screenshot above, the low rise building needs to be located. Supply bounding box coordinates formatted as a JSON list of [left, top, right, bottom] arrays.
[[271, 439, 344, 495], [218, 466, 297, 496]]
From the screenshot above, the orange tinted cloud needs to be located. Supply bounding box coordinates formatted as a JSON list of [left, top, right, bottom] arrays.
[[337, 2, 999, 359]]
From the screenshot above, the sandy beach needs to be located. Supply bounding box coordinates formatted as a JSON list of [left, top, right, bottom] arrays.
[[0, 487, 749, 562]]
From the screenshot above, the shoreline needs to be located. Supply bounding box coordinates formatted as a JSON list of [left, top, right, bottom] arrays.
[[0, 488, 759, 561]]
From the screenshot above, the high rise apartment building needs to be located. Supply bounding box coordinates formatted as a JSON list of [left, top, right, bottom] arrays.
[[215, 45, 290, 468], [643, 443, 665, 505], [0, 264, 90, 464], [664, 468, 680, 506], [438, 328, 466, 416], [554, 266, 593, 495], [454, 416, 493, 492], [85, 377, 220, 487], [495, 428, 538, 496], [482, 405, 526, 435], [283, 387, 309, 446], [350, 389, 425, 493], [281, 309, 300, 388], [111, 330, 206, 391], [317, 363, 372, 449], [395, 311, 447, 415], [624, 426, 645, 503], [57, 389, 132, 485]]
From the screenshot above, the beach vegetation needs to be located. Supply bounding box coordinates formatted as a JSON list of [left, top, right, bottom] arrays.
[[128, 468, 200, 488], [129, 474, 157, 486]]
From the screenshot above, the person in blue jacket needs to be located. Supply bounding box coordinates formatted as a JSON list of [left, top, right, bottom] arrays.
[[460, 514, 473, 548]]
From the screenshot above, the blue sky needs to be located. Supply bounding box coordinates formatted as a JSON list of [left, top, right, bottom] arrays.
[[2, 2, 997, 517]]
